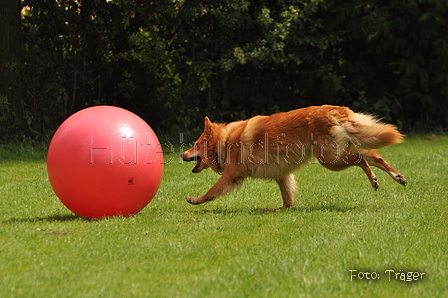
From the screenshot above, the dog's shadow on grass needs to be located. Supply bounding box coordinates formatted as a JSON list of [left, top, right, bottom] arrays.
[[286, 204, 357, 213], [252, 204, 357, 214], [191, 203, 357, 216], [4, 204, 357, 224], [3, 214, 85, 224]]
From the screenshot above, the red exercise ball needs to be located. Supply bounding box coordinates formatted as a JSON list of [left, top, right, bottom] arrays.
[[47, 106, 164, 219]]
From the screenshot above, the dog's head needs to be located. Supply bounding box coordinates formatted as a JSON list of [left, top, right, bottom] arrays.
[[182, 117, 225, 174]]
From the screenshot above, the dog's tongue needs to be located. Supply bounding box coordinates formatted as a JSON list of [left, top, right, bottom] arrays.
[[192, 157, 201, 173]]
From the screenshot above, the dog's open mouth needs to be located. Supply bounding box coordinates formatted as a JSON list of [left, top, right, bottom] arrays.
[[183, 156, 202, 173]]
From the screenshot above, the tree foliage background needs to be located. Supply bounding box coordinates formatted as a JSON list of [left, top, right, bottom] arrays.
[[1, 0, 447, 142]]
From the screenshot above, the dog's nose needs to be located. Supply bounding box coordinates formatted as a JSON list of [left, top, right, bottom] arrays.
[[181, 153, 190, 161]]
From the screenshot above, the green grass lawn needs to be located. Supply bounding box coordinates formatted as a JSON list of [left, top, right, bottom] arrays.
[[0, 137, 447, 297]]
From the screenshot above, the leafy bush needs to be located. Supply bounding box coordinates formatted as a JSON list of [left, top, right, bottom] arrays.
[[2, 0, 447, 142]]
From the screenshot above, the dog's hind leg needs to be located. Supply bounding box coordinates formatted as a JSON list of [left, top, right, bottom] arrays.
[[357, 155, 380, 190], [318, 148, 380, 190], [276, 173, 297, 208], [186, 174, 244, 205], [363, 149, 407, 186]]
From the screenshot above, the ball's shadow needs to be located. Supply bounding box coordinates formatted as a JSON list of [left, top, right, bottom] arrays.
[[3, 214, 86, 223]]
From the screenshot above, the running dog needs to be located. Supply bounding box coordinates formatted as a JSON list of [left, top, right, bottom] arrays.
[[181, 105, 406, 209]]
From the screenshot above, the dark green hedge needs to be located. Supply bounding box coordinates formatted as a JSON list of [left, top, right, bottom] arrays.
[[1, 0, 447, 142]]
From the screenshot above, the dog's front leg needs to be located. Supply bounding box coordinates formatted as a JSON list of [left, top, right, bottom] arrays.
[[186, 174, 244, 205], [276, 173, 297, 208]]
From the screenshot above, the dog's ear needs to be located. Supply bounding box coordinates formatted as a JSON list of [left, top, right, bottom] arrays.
[[204, 116, 212, 133]]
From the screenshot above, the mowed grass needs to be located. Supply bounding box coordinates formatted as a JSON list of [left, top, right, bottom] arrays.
[[0, 137, 447, 297]]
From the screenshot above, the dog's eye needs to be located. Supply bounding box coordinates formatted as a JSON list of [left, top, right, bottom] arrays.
[[195, 142, 199, 147]]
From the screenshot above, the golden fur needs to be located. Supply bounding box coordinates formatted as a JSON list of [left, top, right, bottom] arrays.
[[181, 105, 406, 209]]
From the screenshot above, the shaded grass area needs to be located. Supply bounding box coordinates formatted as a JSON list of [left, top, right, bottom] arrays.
[[0, 137, 447, 297]]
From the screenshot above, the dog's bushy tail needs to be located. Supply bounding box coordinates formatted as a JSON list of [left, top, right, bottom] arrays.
[[332, 112, 405, 149]]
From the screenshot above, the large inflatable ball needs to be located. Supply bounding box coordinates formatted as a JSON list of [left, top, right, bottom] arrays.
[[47, 106, 164, 219]]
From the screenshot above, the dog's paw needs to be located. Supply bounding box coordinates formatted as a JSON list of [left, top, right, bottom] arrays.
[[396, 174, 407, 186], [371, 177, 379, 190], [186, 196, 201, 205]]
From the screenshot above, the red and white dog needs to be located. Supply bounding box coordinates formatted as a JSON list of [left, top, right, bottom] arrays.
[[182, 105, 406, 209]]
